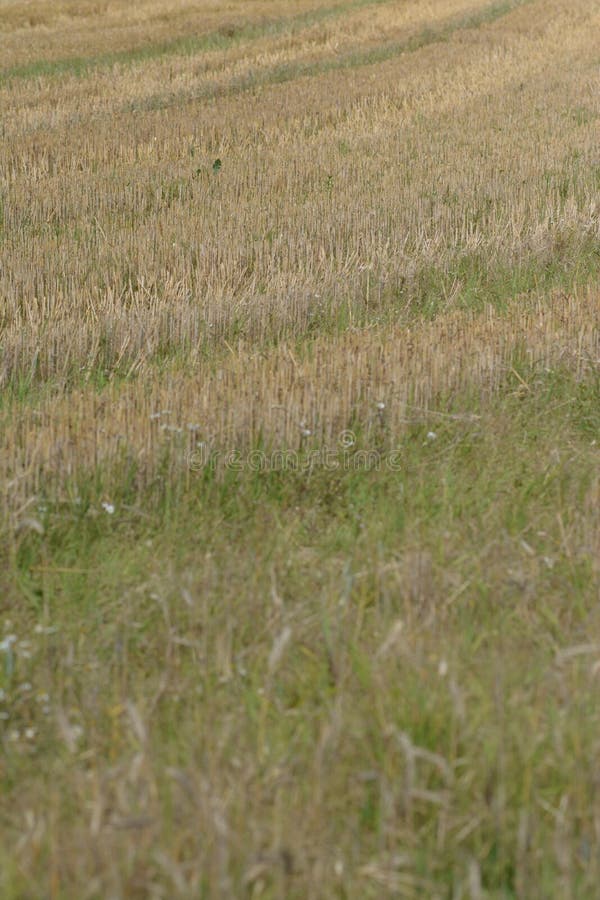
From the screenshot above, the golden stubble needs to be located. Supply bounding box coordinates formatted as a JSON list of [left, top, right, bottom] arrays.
[[2, 288, 598, 514], [1, 0, 599, 514], [0, 0, 333, 67], [1, 0, 598, 388]]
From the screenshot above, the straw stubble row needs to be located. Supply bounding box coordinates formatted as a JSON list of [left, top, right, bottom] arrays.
[[1, 0, 599, 386], [3, 288, 598, 515]]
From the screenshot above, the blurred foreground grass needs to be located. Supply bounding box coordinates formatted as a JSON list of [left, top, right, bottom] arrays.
[[1, 364, 598, 897]]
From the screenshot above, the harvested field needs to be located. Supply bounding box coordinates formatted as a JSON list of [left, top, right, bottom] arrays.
[[1, 0, 599, 896]]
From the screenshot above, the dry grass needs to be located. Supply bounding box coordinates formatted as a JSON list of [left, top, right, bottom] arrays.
[[0, 0, 333, 69], [2, 287, 599, 518], [1, 0, 599, 388], [1, 0, 600, 896]]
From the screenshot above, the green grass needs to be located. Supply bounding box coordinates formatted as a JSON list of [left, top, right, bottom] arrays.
[[1, 363, 598, 896]]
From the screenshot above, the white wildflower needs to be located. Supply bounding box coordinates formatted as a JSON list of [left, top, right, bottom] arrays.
[[34, 625, 57, 635]]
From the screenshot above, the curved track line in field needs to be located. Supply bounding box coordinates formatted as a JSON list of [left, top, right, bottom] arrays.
[[0, 0, 402, 86], [129, 0, 533, 114]]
